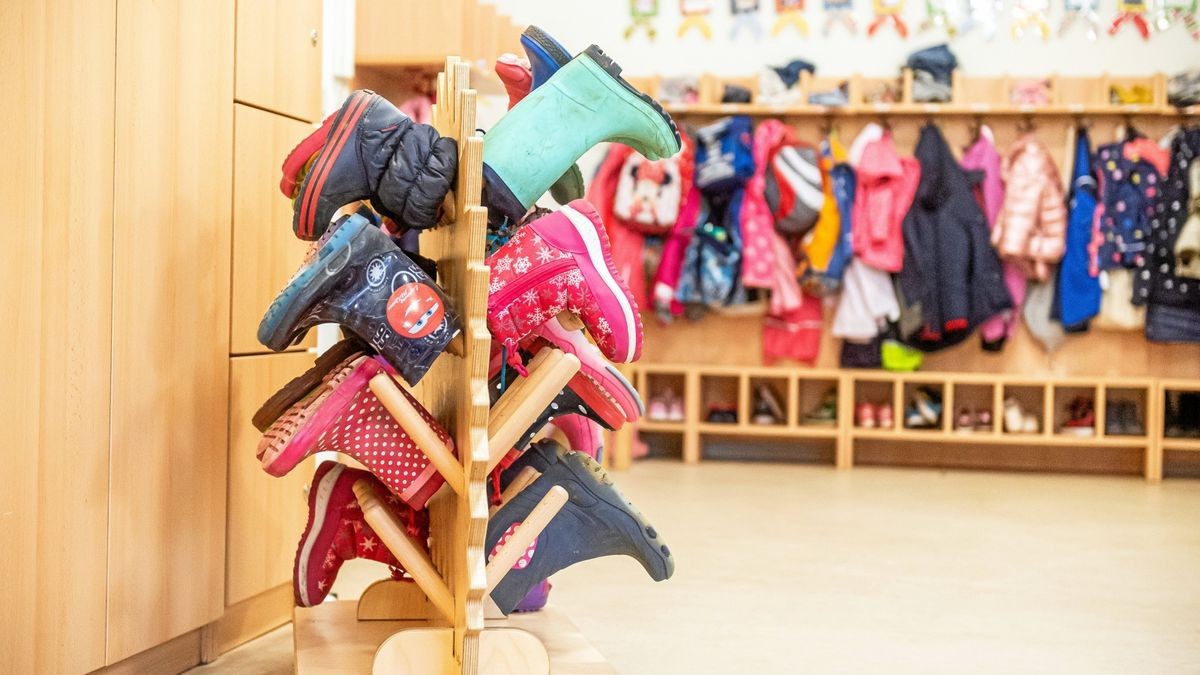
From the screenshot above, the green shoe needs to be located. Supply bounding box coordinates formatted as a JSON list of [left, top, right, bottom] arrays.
[[482, 45, 680, 226], [881, 339, 924, 372]]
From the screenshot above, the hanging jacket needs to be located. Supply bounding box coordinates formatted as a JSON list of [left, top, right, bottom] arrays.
[[1058, 128, 1103, 329], [993, 134, 1067, 281], [898, 124, 1012, 351], [652, 183, 702, 320], [851, 133, 920, 273], [832, 259, 900, 340], [821, 154, 857, 293], [1132, 127, 1200, 342], [741, 120, 794, 286], [1093, 137, 1168, 270], [962, 128, 1026, 348], [799, 149, 842, 288], [763, 291, 824, 365]]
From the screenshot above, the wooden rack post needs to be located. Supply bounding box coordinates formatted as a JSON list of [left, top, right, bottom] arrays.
[[287, 57, 556, 674]]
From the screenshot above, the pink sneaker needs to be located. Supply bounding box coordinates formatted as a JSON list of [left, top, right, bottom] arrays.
[[294, 461, 428, 607], [487, 199, 643, 366], [257, 355, 454, 510], [495, 54, 533, 109], [529, 320, 644, 423], [550, 414, 604, 460]]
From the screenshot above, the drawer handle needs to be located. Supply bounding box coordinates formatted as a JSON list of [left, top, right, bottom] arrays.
[[310, 29, 319, 46]]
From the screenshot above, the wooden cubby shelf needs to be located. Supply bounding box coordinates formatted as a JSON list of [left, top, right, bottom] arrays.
[[631, 71, 1196, 118], [624, 366, 1196, 483]]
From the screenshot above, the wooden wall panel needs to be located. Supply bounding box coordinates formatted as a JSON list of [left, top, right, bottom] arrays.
[[226, 353, 314, 606], [235, 0, 322, 122], [356, 0, 463, 65], [231, 105, 319, 355], [0, 1, 115, 672], [108, 0, 235, 663]]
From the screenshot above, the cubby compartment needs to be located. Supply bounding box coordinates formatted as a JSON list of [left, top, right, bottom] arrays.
[[901, 381, 945, 430], [1163, 388, 1200, 440], [797, 378, 840, 429], [642, 371, 686, 423], [952, 383, 997, 433], [853, 379, 897, 430], [1104, 387, 1149, 438], [748, 376, 789, 427], [1053, 385, 1099, 438], [1001, 384, 1045, 435], [701, 375, 740, 425]]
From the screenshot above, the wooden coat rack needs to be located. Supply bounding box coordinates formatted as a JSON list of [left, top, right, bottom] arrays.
[[291, 57, 605, 674]]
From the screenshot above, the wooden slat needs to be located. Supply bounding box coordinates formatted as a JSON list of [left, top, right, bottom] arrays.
[[107, 0, 234, 662]]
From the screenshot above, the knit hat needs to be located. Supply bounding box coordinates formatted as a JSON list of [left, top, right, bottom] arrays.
[[765, 144, 825, 235]]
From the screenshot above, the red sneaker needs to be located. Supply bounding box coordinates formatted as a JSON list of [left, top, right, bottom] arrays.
[[257, 355, 454, 510], [294, 461, 428, 607]]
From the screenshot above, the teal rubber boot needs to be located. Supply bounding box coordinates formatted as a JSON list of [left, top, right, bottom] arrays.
[[482, 45, 680, 227]]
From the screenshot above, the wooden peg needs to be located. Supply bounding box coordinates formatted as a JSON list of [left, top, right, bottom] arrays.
[[353, 480, 456, 623], [556, 311, 584, 331], [445, 332, 465, 358], [489, 466, 540, 517], [485, 485, 569, 592], [368, 373, 465, 496], [487, 350, 581, 472]]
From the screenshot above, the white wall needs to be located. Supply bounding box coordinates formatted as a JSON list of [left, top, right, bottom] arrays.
[[491, 0, 1199, 77]]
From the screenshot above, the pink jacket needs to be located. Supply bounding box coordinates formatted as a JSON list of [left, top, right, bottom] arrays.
[[741, 119, 803, 314], [851, 134, 920, 273], [993, 134, 1067, 281]]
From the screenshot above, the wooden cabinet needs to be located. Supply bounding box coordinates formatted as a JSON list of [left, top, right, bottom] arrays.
[[226, 353, 315, 605], [1, 1, 116, 672], [107, 0, 235, 663], [231, 104, 319, 355], [235, 0, 322, 121], [356, 0, 463, 65]]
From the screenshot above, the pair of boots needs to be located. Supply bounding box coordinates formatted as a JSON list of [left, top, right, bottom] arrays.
[[283, 30, 679, 241]]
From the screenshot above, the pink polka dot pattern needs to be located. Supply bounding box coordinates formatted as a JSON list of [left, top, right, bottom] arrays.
[[487, 522, 538, 571], [312, 380, 454, 510]]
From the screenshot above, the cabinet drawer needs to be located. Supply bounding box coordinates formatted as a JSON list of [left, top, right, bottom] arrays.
[[235, 0, 322, 121], [227, 352, 316, 606], [231, 104, 317, 355]]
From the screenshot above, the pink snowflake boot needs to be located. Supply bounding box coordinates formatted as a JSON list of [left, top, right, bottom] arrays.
[[258, 355, 455, 510], [294, 461, 429, 607], [487, 199, 643, 367]]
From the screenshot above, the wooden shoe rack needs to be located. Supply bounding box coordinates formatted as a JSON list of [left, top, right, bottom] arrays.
[[291, 58, 611, 675], [618, 364, 1190, 483]]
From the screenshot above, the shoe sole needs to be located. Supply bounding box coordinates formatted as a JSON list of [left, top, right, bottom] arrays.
[[559, 203, 642, 363], [280, 109, 338, 198], [294, 462, 345, 607], [521, 26, 573, 70], [258, 356, 380, 475], [257, 214, 368, 350], [294, 90, 375, 240], [252, 337, 372, 432], [532, 322, 644, 421], [581, 45, 680, 156]]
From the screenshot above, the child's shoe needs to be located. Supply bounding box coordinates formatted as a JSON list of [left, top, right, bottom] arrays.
[[487, 440, 673, 613], [487, 200, 643, 365], [803, 390, 838, 427], [877, 403, 894, 429], [647, 395, 670, 421], [252, 336, 373, 432], [489, 360, 622, 455], [1062, 396, 1095, 436], [282, 90, 458, 240], [482, 46, 680, 226], [258, 214, 460, 386], [528, 320, 644, 423], [855, 402, 877, 428], [294, 461, 428, 607], [550, 414, 605, 461], [975, 409, 994, 431], [257, 356, 454, 509], [955, 407, 976, 432], [513, 579, 553, 613], [495, 54, 533, 109], [520, 25, 573, 89]]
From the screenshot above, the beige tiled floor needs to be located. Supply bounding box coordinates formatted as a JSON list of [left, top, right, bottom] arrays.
[[194, 461, 1200, 674]]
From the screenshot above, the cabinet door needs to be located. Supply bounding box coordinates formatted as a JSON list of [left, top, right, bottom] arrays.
[[235, 0, 322, 121], [231, 104, 319, 355], [226, 353, 314, 606], [1, 1, 115, 672], [108, 0, 234, 663], [356, 0, 463, 65]]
